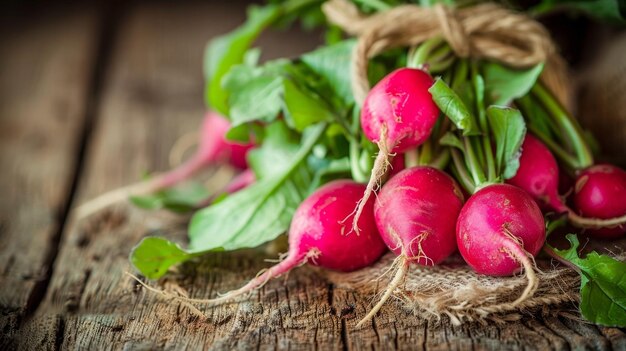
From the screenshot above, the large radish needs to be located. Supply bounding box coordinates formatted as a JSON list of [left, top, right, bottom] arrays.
[[357, 166, 464, 326], [352, 68, 439, 234]]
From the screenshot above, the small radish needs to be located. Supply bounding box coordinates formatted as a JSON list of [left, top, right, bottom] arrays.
[[357, 166, 464, 326], [457, 184, 545, 306], [353, 68, 439, 234], [573, 164, 626, 238], [197, 180, 387, 304], [75, 112, 253, 218], [224, 169, 256, 194], [506, 134, 626, 237]]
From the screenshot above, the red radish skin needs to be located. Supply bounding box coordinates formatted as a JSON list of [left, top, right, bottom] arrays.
[[198, 180, 387, 304], [388, 153, 406, 178], [357, 167, 464, 326], [353, 68, 439, 234], [457, 184, 544, 305], [507, 134, 562, 212], [574, 164, 626, 238], [507, 134, 626, 236], [75, 112, 253, 218]]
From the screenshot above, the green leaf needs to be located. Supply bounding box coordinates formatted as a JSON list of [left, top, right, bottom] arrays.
[[130, 182, 212, 213], [486, 106, 526, 179], [205, 4, 281, 114], [283, 78, 335, 132], [428, 78, 478, 135], [482, 62, 544, 106], [130, 238, 202, 280], [247, 121, 300, 179], [439, 132, 464, 151], [130, 124, 326, 279], [552, 234, 626, 327], [222, 60, 290, 126], [188, 123, 325, 252], [301, 40, 356, 105], [531, 0, 625, 23]]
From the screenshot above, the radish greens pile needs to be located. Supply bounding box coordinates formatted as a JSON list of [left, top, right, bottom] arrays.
[[119, 0, 626, 327]]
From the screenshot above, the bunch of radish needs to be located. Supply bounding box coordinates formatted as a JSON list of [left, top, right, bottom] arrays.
[[74, 0, 626, 328]]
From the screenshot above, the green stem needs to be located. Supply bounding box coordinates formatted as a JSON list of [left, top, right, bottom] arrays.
[[283, 0, 323, 14], [464, 137, 486, 186], [430, 148, 450, 170], [350, 141, 368, 183], [418, 139, 432, 165], [405, 149, 419, 168], [407, 38, 444, 69], [531, 83, 594, 169], [470, 62, 496, 181], [352, 0, 391, 11], [451, 149, 476, 194]]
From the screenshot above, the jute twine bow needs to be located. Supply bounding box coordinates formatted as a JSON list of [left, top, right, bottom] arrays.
[[322, 0, 570, 107]]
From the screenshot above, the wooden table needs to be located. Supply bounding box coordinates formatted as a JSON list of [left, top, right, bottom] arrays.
[[1, 2, 625, 349]]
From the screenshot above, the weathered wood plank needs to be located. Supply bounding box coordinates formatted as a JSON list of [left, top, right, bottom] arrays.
[[0, 7, 98, 346]]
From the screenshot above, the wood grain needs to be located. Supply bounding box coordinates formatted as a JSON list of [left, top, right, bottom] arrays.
[[2, 2, 625, 350], [0, 7, 98, 346]]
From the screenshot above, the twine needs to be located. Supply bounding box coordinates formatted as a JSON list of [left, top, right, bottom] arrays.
[[322, 0, 570, 107]]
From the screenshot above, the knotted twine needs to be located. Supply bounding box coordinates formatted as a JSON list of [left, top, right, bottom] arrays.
[[320, 0, 577, 323], [322, 0, 571, 108]]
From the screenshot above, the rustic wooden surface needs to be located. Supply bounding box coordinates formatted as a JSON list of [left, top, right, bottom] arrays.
[[1, 2, 625, 350]]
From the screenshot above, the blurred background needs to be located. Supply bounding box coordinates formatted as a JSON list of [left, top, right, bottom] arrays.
[[1, 0, 624, 165]]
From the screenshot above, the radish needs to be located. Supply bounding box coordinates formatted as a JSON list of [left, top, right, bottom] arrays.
[[506, 134, 626, 237], [353, 68, 439, 234], [75, 112, 253, 218], [573, 164, 626, 238], [457, 184, 545, 305], [197, 180, 387, 304], [224, 169, 256, 194], [357, 166, 464, 326]]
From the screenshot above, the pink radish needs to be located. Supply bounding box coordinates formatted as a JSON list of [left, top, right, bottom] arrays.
[[353, 68, 439, 234], [573, 164, 626, 238], [506, 134, 626, 237], [224, 169, 256, 194], [457, 184, 544, 305], [75, 112, 253, 218], [357, 166, 464, 326], [197, 180, 387, 304]]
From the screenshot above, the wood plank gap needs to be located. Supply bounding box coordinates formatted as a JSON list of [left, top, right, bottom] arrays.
[[21, 0, 128, 322]]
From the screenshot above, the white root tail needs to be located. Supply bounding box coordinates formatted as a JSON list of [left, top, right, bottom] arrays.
[[352, 126, 392, 235], [74, 180, 161, 220], [567, 211, 626, 230], [501, 239, 539, 308], [356, 257, 409, 327]]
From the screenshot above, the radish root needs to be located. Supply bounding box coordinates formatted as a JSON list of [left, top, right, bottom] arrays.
[[499, 232, 539, 308], [356, 256, 408, 327], [566, 211, 626, 230], [74, 154, 207, 220], [352, 125, 392, 235]]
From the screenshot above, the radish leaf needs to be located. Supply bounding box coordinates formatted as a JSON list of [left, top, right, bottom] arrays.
[[486, 106, 526, 179], [429, 78, 479, 135], [301, 40, 356, 105], [482, 63, 543, 105], [205, 4, 281, 114], [552, 234, 626, 327], [130, 123, 326, 279]]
